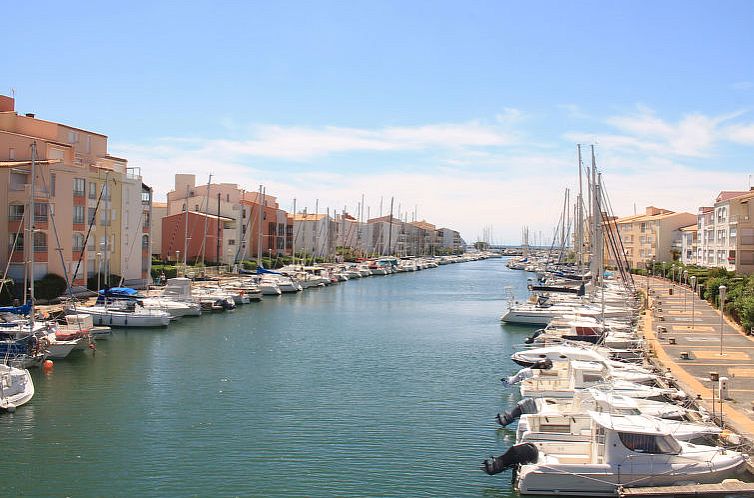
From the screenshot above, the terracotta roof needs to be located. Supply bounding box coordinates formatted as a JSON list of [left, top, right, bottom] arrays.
[[716, 191, 749, 202]]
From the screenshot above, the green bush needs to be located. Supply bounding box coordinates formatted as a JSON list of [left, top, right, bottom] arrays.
[[34, 273, 68, 300], [151, 265, 178, 280]]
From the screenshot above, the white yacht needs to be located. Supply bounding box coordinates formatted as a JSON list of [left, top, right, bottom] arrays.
[[484, 411, 747, 496], [0, 363, 34, 412]]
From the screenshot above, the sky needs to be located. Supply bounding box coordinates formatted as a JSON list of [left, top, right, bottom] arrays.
[[4, 0, 754, 243]]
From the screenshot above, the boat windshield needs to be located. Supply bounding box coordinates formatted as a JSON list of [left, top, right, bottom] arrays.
[[618, 432, 681, 454]]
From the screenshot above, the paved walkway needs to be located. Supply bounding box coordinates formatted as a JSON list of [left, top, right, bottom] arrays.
[[641, 275, 754, 442]]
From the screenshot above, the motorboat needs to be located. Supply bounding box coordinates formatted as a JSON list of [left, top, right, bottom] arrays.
[[0, 363, 34, 412], [71, 302, 171, 327], [483, 411, 747, 496], [518, 360, 674, 400]]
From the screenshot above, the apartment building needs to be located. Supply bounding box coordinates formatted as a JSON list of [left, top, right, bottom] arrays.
[[0, 95, 150, 290], [437, 227, 464, 252], [150, 202, 167, 258], [696, 190, 754, 273], [612, 206, 696, 269], [161, 174, 290, 264], [680, 224, 698, 265], [292, 213, 335, 258]]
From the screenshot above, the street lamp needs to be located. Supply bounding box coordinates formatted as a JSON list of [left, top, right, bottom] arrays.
[[690, 275, 697, 330], [719, 285, 727, 357], [683, 270, 689, 311]]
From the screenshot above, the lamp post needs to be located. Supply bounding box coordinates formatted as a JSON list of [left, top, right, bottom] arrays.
[[683, 270, 689, 312], [690, 275, 697, 330], [719, 285, 727, 357]]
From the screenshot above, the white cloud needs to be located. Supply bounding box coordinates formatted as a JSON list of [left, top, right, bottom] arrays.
[[114, 107, 754, 242], [156, 120, 518, 162]]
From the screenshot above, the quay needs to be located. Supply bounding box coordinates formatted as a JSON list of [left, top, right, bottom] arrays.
[[642, 275, 754, 450], [618, 479, 754, 497]]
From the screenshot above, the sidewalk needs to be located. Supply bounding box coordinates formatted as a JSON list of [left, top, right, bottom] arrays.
[[641, 275, 754, 443]]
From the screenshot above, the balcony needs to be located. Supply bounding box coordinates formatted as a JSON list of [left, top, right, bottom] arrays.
[[730, 214, 750, 224]]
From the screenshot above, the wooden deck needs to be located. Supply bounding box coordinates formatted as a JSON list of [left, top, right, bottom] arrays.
[[618, 479, 754, 497]]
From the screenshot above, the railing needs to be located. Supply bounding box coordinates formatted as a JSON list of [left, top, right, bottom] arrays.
[[34, 245, 48, 253], [730, 214, 750, 223]]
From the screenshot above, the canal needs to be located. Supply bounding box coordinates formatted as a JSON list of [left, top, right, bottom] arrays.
[[2, 259, 535, 497]]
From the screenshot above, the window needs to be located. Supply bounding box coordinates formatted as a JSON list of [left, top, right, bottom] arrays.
[[8, 233, 23, 251], [618, 432, 680, 454], [34, 203, 48, 222], [141, 191, 151, 203], [88, 207, 97, 226], [73, 178, 85, 196], [100, 209, 109, 226], [73, 205, 85, 224], [10, 172, 27, 190], [102, 183, 111, 200], [33, 232, 47, 253], [143, 211, 150, 228], [142, 235, 149, 249], [8, 204, 24, 221], [67, 130, 78, 144], [8, 148, 15, 160], [72, 233, 85, 251], [50, 173, 56, 196], [89, 182, 97, 199], [228, 239, 235, 246]]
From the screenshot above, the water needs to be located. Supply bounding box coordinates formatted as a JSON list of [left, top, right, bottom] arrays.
[[2, 259, 537, 497]]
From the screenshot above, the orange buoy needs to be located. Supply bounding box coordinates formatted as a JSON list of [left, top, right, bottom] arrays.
[[42, 359, 54, 372]]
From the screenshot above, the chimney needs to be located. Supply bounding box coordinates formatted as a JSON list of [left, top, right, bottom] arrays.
[[0, 95, 15, 112]]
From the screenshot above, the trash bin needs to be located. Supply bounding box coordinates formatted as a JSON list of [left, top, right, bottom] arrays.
[[668, 287, 673, 295]]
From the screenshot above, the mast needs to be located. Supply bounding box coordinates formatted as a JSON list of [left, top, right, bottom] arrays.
[[291, 198, 296, 267], [216, 192, 221, 265], [183, 184, 189, 268], [314, 198, 319, 261], [257, 185, 264, 266], [576, 144, 584, 275], [104, 171, 111, 287], [200, 174, 212, 265], [590, 145, 600, 287], [28, 142, 37, 322], [387, 197, 394, 256]]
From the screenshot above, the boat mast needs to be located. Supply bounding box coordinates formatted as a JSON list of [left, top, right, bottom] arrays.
[[576, 144, 584, 275], [256, 185, 263, 267], [183, 184, 189, 269], [200, 174, 212, 265], [29, 141, 37, 324], [387, 197, 394, 256], [291, 198, 296, 267], [590, 145, 600, 288]]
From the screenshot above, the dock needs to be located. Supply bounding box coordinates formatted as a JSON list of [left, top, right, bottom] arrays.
[[618, 479, 754, 497]]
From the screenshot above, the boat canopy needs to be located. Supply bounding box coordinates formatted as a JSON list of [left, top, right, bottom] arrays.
[[256, 266, 282, 275], [0, 301, 32, 315], [588, 411, 668, 435], [98, 287, 141, 297]]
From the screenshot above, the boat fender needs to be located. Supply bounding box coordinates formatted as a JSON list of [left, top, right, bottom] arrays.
[[496, 398, 537, 426], [481, 443, 538, 475]]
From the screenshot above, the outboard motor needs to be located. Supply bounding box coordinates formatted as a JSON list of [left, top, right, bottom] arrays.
[[524, 329, 544, 344], [482, 443, 539, 475], [496, 398, 537, 426]]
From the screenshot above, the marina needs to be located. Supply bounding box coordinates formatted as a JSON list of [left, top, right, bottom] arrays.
[[1, 256, 531, 497]]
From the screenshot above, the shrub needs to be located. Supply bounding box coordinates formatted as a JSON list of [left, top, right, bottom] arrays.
[[34, 273, 68, 300]]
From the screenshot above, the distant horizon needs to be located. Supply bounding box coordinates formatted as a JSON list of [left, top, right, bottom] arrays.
[[5, 1, 754, 243]]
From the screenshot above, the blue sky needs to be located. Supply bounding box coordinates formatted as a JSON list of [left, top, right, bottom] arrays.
[[5, 1, 754, 242]]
